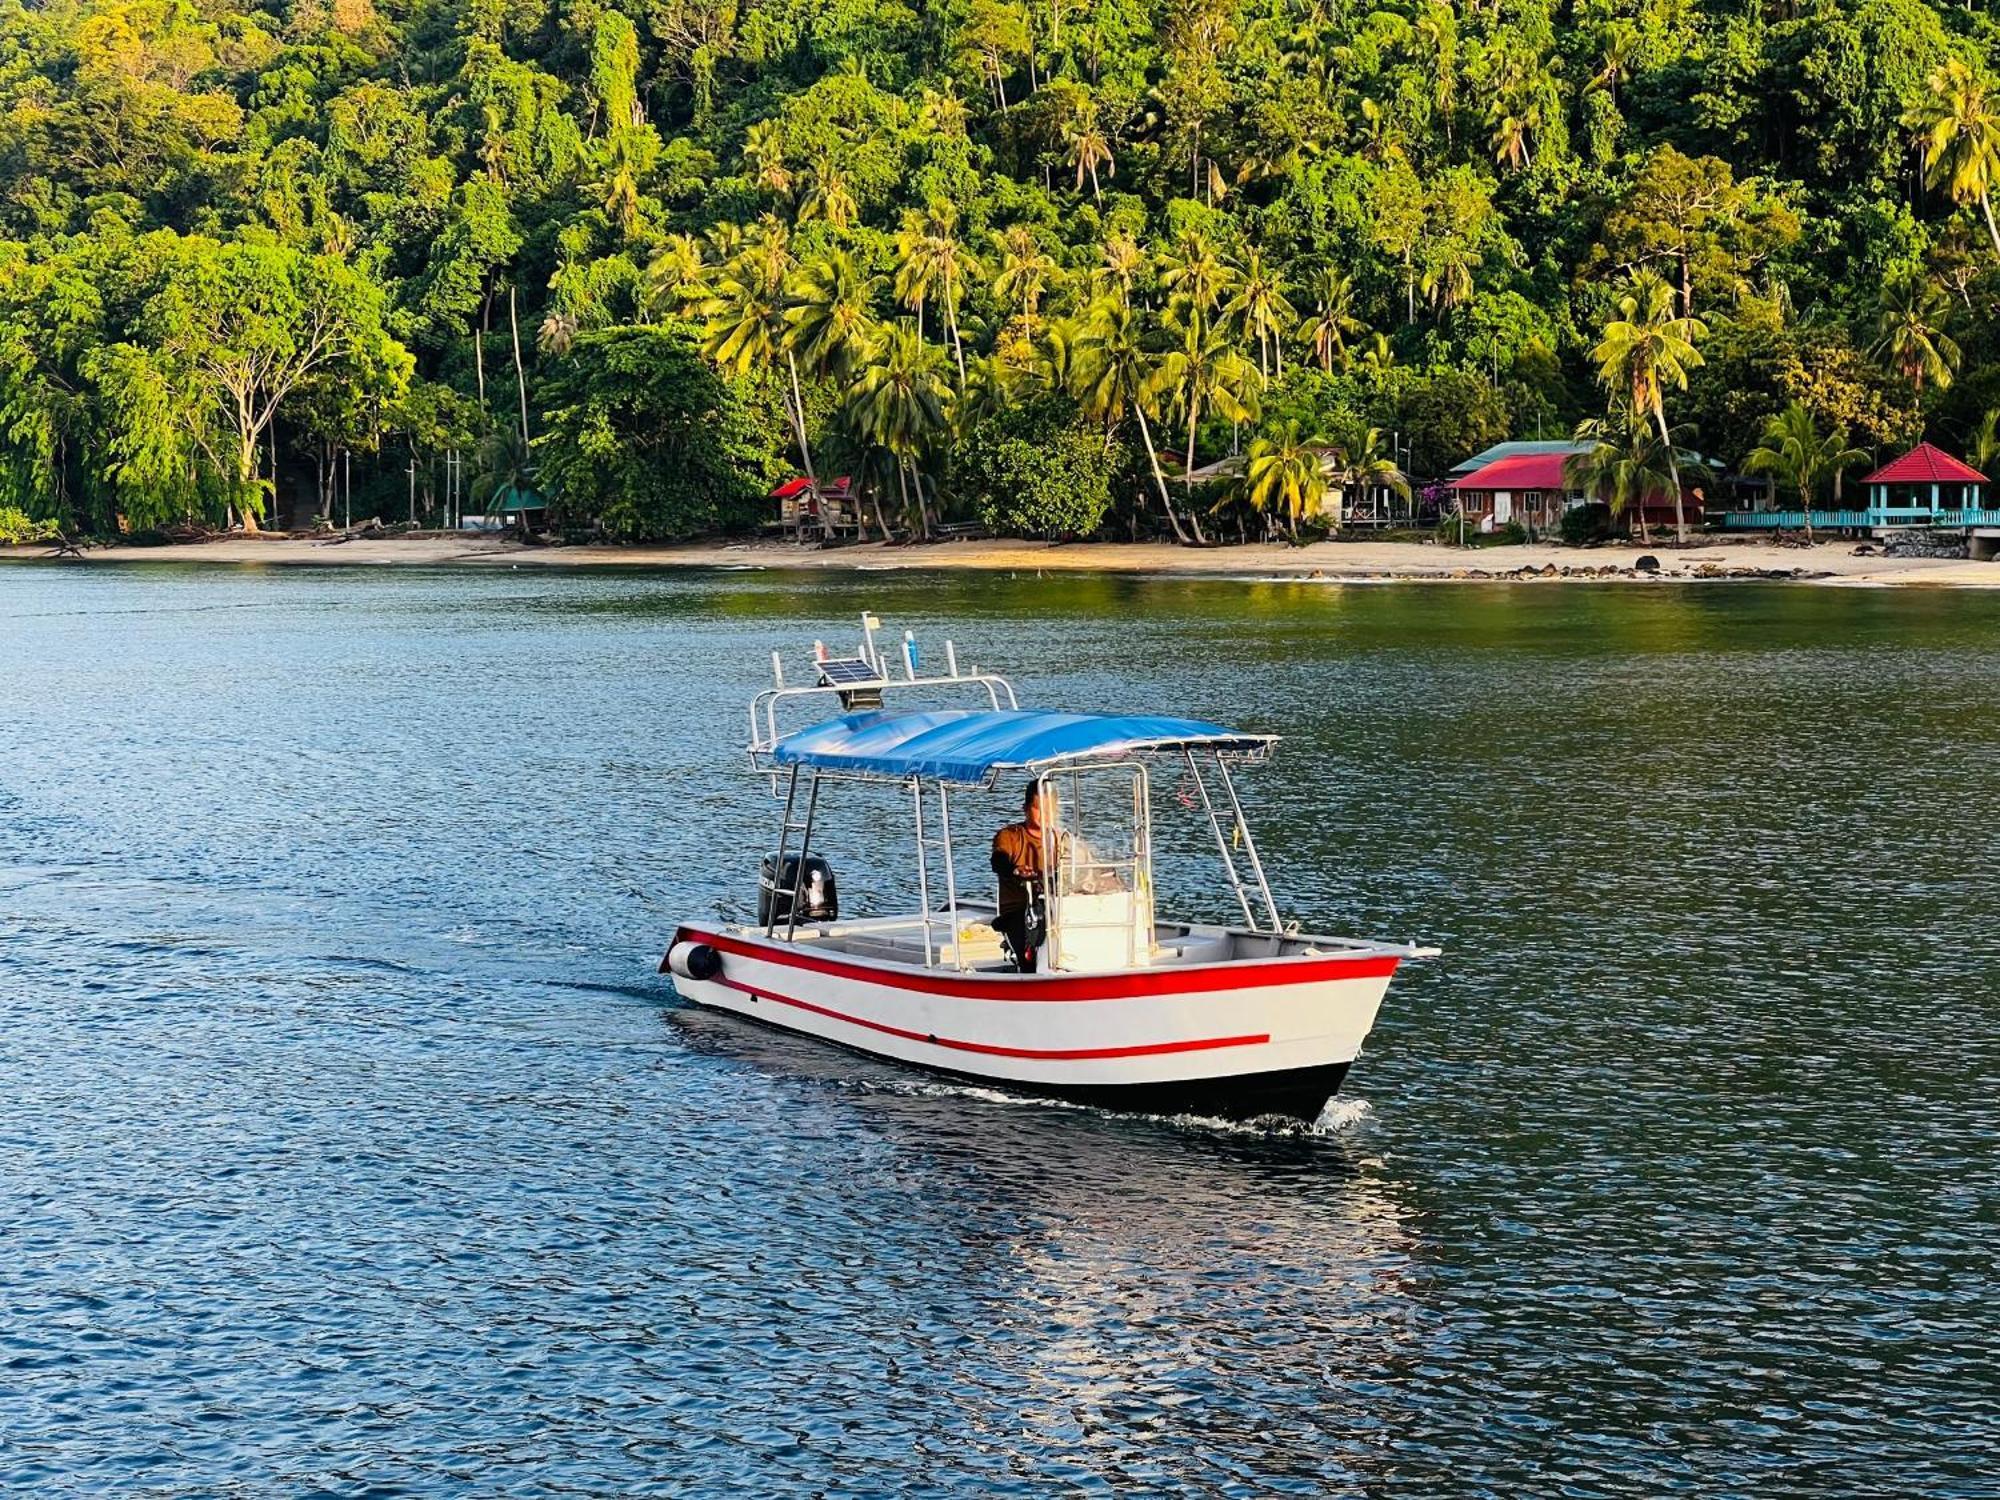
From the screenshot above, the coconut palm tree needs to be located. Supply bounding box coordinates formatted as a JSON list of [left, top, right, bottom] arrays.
[[1906, 59, 2000, 259], [644, 232, 709, 318], [701, 238, 824, 502], [1971, 407, 2000, 475], [1357, 330, 1396, 375], [1302, 269, 1367, 372], [846, 322, 953, 540], [1740, 402, 1867, 542], [1488, 91, 1541, 172], [992, 226, 1060, 322], [1589, 272, 1707, 543], [1093, 230, 1145, 309], [1156, 230, 1237, 335], [1064, 116, 1115, 200], [784, 250, 880, 383], [1223, 249, 1297, 376], [894, 205, 978, 384], [1565, 417, 1710, 546], [1564, 418, 1661, 545], [741, 119, 793, 200], [1147, 312, 1262, 520], [798, 157, 857, 228], [1871, 274, 1961, 395], [1329, 425, 1410, 524], [1243, 421, 1330, 536], [1071, 300, 1200, 544]]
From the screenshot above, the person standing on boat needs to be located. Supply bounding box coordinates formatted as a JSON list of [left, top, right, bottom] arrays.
[[992, 781, 1122, 970], [991, 780, 1054, 971]]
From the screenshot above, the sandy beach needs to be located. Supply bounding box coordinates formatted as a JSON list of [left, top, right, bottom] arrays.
[[4, 532, 1996, 586]]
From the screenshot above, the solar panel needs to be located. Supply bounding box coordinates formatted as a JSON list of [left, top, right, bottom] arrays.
[[816, 656, 881, 686]]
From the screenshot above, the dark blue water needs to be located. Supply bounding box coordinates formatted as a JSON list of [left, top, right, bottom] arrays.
[[4, 565, 1996, 1495]]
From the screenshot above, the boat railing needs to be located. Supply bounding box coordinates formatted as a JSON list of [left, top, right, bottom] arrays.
[[748, 672, 1017, 762]]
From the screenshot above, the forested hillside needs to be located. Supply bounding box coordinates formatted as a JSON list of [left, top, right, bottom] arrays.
[[3, 0, 1999, 541]]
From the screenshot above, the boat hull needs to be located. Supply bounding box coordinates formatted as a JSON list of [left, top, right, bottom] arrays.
[[663, 924, 1398, 1121]]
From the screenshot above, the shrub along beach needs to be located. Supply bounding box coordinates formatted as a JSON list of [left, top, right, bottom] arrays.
[[6, 0, 2000, 556]]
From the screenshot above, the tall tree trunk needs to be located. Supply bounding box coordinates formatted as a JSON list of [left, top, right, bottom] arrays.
[[867, 473, 894, 542], [1981, 191, 2000, 260], [945, 292, 968, 388], [1655, 402, 1687, 544], [509, 285, 531, 450], [238, 427, 262, 533], [1134, 406, 1192, 545], [785, 350, 819, 492], [1181, 396, 1210, 544], [475, 293, 490, 411]]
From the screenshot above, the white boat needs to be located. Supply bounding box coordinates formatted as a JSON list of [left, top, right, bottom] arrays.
[[664, 615, 1436, 1121]]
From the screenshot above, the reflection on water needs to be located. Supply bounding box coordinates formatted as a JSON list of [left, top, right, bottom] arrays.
[[2, 565, 1996, 1493]]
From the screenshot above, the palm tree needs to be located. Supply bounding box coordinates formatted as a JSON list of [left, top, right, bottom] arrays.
[[1156, 230, 1237, 335], [1356, 331, 1396, 376], [1093, 230, 1145, 309], [1243, 421, 1329, 536], [1064, 117, 1115, 200], [1565, 417, 1712, 546], [798, 157, 857, 228], [701, 237, 823, 502], [644, 233, 709, 318], [784, 251, 879, 384], [1906, 58, 2000, 259], [846, 322, 953, 540], [1564, 418, 1662, 545], [1588, 20, 1637, 105], [1330, 425, 1410, 524], [1971, 408, 2000, 475], [1589, 272, 1707, 543], [1414, 0, 1458, 143], [1488, 92, 1541, 172], [741, 119, 793, 199], [1147, 312, 1262, 521], [470, 423, 536, 528], [894, 204, 977, 384], [1740, 402, 1867, 542], [1071, 300, 1199, 544], [1302, 269, 1367, 372], [991, 226, 1060, 322], [1871, 274, 1961, 395], [1223, 249, 1297, 376]]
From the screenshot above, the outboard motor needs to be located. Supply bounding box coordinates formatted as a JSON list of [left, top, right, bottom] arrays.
[[758, 854, 838, 927]]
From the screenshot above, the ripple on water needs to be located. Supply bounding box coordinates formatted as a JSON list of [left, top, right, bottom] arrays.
[[1, 568, 1997, 1495]]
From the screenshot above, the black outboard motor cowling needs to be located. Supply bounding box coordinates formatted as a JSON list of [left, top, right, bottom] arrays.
[[758, 854, 838, 926]]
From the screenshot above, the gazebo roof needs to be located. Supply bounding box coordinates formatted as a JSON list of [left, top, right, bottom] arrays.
[[1860, 442, 1987, 486]]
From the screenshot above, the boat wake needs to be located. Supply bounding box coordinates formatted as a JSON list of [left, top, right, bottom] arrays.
[[849, 1075, 1373, 1138]]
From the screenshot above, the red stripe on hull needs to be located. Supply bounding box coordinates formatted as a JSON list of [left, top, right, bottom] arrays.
[[678, 926, 1398, 1002], [713, 977, 1270, 1061]]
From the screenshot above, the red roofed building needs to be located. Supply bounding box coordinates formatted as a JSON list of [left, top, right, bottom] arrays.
[[1860, 442, 1987, 518], [1450, 446, 1703, 535], [768, 475, 857, 536]]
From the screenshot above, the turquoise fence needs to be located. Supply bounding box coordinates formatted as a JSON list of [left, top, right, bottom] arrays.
[[1718, 508, 2000, 531]]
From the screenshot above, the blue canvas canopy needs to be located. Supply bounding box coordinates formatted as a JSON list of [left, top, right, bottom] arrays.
[[769, 709, 1275, 786]]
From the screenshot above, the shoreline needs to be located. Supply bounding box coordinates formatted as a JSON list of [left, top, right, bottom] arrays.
[[4, 533, 1997, 587]]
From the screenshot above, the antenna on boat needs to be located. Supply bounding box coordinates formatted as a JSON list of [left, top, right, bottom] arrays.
[[945, 640, 960, 677], [771, 650, 785, 688], [902, 630, 919, 681], [860, 613, 883, 676]]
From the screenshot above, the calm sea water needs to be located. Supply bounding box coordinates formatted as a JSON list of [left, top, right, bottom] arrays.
[[3, 564, 1996, 1495]]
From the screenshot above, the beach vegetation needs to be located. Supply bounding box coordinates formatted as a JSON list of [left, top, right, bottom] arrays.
[[3, 0, 2000, 542]]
